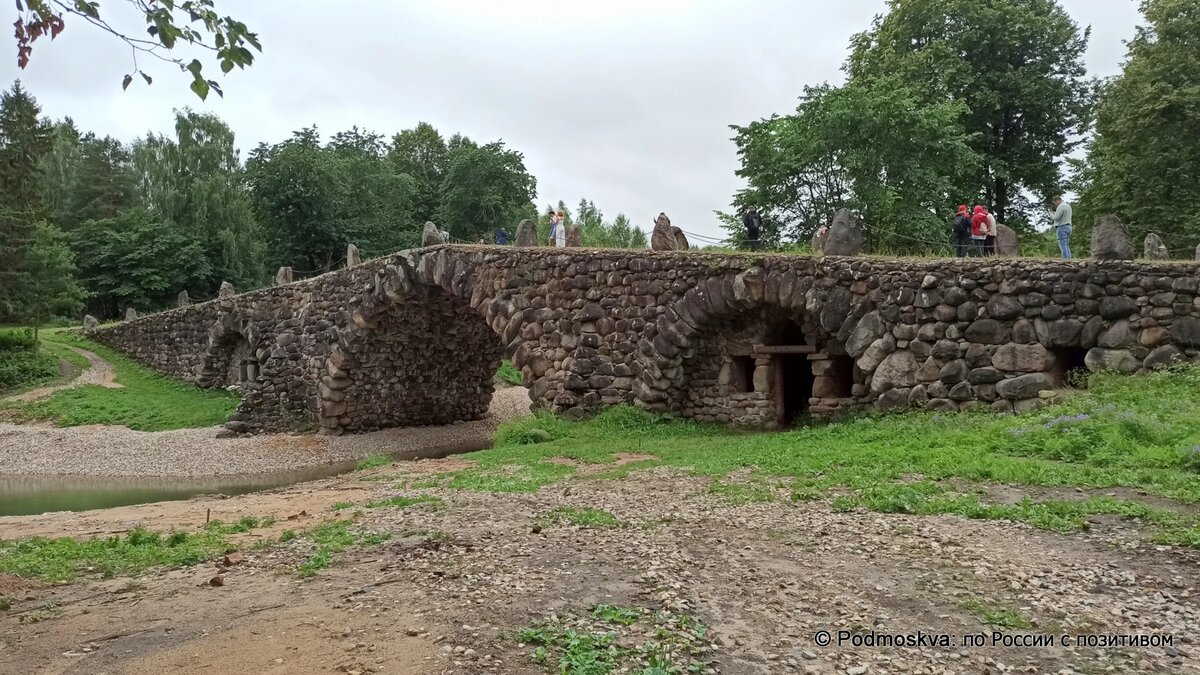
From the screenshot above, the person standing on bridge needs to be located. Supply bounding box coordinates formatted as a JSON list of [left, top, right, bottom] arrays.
[[1052, 196, 1073, 259], [970, 205, 989, 257], [554, 211, 567, 248], [984, 207, 998, 256], [742, 206, 762, 251], [952, 205, 971, 258], [495, 227, 508, 245]]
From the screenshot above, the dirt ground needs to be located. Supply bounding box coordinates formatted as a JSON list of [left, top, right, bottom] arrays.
[[2, 458, 1198, 675]]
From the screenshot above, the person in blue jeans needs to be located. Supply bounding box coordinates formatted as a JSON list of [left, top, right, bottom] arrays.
[[1052, 196, 1073, 258]]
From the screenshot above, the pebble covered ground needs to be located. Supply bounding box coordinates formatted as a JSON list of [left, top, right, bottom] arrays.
[[0, 386, 531, 477]]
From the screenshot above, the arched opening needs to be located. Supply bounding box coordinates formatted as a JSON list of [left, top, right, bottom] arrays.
[[333, 288, 505, 433], [202, 331, 259, 389]]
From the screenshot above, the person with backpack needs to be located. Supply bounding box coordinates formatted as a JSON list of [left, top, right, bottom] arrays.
[[742, 206, 762, 250], [970, 205, 989, 257], [952, 205, 971, 257]]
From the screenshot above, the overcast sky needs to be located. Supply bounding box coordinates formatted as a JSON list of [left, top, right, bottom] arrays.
[[5, 0, 1141, 242]]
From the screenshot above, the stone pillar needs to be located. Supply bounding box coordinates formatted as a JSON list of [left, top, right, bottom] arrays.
[[218, 281, 236, 298], [515, 219, 538, 247], [566, 225, 582, 247], [346, 244, 361, 268], [275, 266, 293, 286], [1144, 233, 1169, 260], [125, 307, 138, 321], [83, 315, 98, 332], [177, 290, 190, 308]]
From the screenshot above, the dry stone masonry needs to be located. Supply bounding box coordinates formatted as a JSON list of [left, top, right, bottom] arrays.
[[91, 246, 1200, 435]]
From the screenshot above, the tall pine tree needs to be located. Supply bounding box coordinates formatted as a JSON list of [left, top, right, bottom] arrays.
[[0, 81, 51, 322]]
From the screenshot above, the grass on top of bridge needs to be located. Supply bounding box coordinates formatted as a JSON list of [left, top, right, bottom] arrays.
[[398, 365, 1200, 548], [1, 331, 239, 432]]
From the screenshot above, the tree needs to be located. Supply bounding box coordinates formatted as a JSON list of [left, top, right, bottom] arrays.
[[438, 141, 537, 242], [73, 207, 209, 316], [389, 122, 448, 223], [134, 110, 263, 292], [727, 77, 979, 252], [14, 0, 261, 100], [0, 81, 51, 322], [847, 0, 1093, 222], [21, 221, 85, 335], [1077, 0, 1200, 255]]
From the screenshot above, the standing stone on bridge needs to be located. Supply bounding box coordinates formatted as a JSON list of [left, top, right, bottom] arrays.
[[1092, 215, 1134, 261], [346, 244, 361, 268], [994, 223, 1019, 257], [515, 219, 538, 247], [218, 281, 236, 298], [177, 291, 190, 308], [822, 208, 865, 257], [565, 224, 582, 247], [1195, 243, 1200, 260], [422, 222, 446, 246], [672, 227, 690, 250], [275, 266, 293, 286], [652, 213, 680, 251], [83, 315, 98, 332], [125, 307, 138, 321], [1144, 233, 1169, 260]]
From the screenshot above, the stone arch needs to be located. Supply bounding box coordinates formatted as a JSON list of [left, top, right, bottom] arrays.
[[318, 250, 522, 435], [197, 313, 263, 389], [637, 266, 853, 426]]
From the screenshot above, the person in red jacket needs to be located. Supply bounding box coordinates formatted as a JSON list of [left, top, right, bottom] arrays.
[[970, 205, 989, 257]]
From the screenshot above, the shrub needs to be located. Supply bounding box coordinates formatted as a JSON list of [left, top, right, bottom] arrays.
[[0, 328, 38, 354]]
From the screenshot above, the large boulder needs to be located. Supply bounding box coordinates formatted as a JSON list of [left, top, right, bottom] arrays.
[[671, 226, 690, 250], [822, 208, 865, 256], [1091, 215, 1134, 261], [515, 219, 538, 247], [218, 281, 236, 298], [845, 311, 886, 359], [1143, 233, 1169, 260], [992, 343, 1054, 372], [422, 221, 447, 247], [125, 307, 138, 321], [177, 290, 190, 308], [651, 213, 680, 251], [566, 225, 582, 248], [83, 315, 98, 332], [994, 223, 1019, 257], [275, 266, 293, 286], [1145, 345, 1185, 370], [870, 350, 919, 393], [1085, 348, 1141, 374], [996, 373, 1055, 400], [1195, 243, 1200, 261]]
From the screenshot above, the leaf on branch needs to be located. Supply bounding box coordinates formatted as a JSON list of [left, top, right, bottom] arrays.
[[141, 71, 152, 85], [122, 73, 132, 90], [189, 77, 210, 100]]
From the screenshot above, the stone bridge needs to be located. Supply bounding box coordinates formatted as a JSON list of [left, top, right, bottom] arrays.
[[90, 246, 1200, 435]]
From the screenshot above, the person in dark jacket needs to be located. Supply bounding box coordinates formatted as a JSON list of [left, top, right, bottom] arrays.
[[742, 206, 762, 250], [952, 205, 971, 257]]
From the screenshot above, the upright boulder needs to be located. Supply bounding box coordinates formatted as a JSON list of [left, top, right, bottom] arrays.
[[177, 290, 190, 308], [994, 223, 1019, 257], [346, 243, 361, 268], [125, 307, 138, 321], [422, 221, 447, 246], [1195, 243, 1200, 260], [671, 226, 690, 250], [218, 281, 236, 298], [275, 266, 293, 285], [566, 224, 582, 247], [1143, 233, 1169, 260], [83, 315, 98, 332], [651, 213, 680, 251], [1091, 215, 1134, 261], [515, 219, 538, 247], [823, 208, 865, 256]]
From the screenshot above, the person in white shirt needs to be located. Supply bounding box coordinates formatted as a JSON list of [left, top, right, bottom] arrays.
[[554, 211, 566, 248], [985, 208, 998, 256]]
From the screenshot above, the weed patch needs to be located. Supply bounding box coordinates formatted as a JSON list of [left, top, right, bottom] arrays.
[[366, 495, 444, 509], [356, 455, 393, 471], [296, 521, 391, 578], [497, 359, 523, 386], [959, 598, 1034, 629]]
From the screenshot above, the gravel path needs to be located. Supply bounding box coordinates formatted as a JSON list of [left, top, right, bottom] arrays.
[[0, 386, 532, 477], [4, 346, 122, 403]]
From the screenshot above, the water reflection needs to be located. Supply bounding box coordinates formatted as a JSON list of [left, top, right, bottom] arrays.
[[0, 439, 491, 517]]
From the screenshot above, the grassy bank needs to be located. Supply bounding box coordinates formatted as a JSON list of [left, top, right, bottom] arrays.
[[409, 366, 1200, 545], [0, 328, 60, 393], [1, 331, 238, 431]]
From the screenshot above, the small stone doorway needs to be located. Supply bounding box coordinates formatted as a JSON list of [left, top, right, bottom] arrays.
[[764, 320, 815, 428]]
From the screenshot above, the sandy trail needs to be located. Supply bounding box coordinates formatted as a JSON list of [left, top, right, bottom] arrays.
[[5, 346, 122, 403]]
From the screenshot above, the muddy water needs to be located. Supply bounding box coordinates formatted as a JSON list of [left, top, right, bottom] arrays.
[[0, 439, 490, 517]]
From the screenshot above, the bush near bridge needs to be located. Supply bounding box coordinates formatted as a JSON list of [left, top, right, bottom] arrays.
[[409, 366, 1200, 547]]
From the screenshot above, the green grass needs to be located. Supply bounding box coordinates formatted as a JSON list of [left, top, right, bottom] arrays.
[[959, 598, 1034, 629], [204, 515, 276, 534], [0, 527, 238, 583], [541, 507, 622, 528], [497, 359, 523, 386], [0, 328, 60, 392], [365, 494, 443, 509], [418, 366, 1200, 546], [0, 331, 239, 431], [295, 520, 391, 578], [331, 502, 355, 512], [355, 455, 394, 471]]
